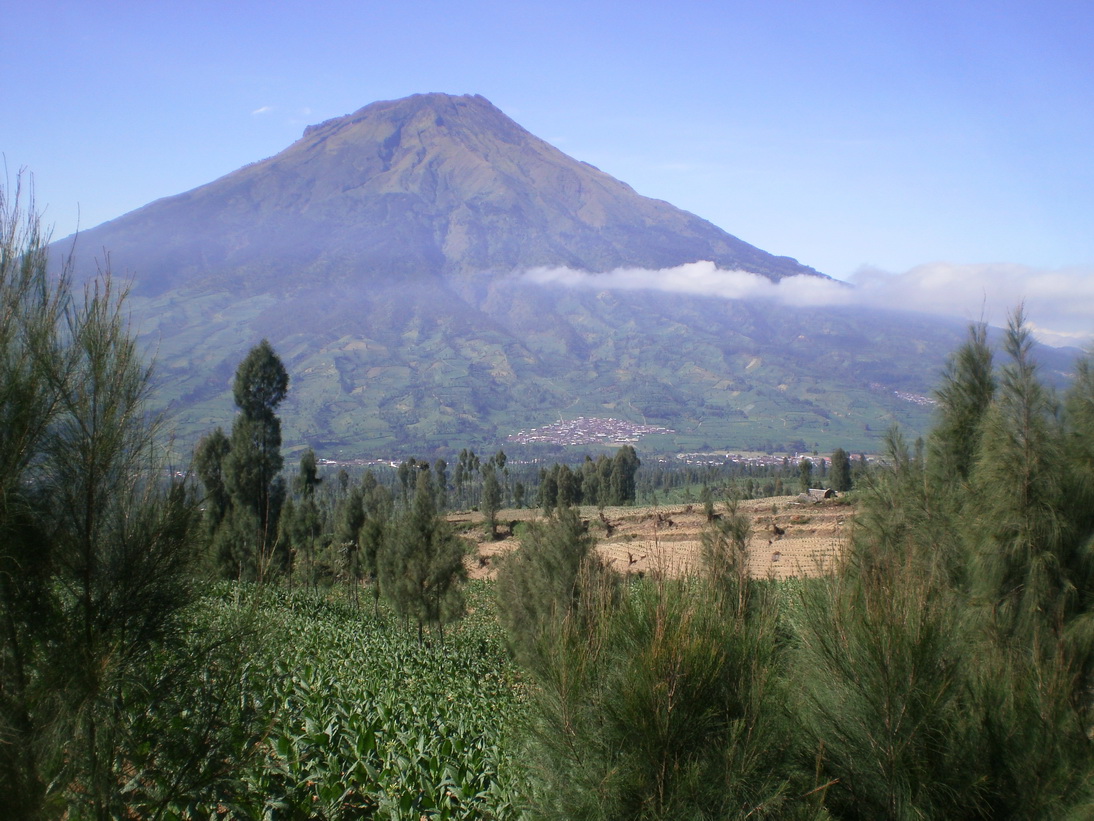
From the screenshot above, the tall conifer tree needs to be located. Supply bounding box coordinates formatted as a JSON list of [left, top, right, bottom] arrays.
[[205, 340, 289, 581], [0, 178, 250, 817], [380, 471, 466, 642], [930, 321, 996, 487]]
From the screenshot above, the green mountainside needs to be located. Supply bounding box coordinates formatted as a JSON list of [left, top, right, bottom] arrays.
[[130, 273, 1073, 461]]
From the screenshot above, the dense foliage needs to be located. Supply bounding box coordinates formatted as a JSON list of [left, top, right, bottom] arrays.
[[0, 178, 234, 818], [790, 313, 1094, 819], [197, 339, 290, 581], [192, 583, 525, 820], [380, 470, 468, 642], [500, 508, 807, 820]]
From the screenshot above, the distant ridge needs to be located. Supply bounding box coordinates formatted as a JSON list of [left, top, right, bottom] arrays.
[[61, 92, 824, 295]]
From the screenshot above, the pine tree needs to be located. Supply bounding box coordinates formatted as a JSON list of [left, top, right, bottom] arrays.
[[930, 321, 995, 487], [792, 313, 1094, 818], [481, 464, 501, 539], [380, 471, 466, 642], [333, 482, 365, 601], [596, 453, 613, 509], [194, 428, 231, 531], [0, 179, 250, 817], [794, 520, 983, 819], [433, 458, 448, 510], [609, 445, 640, 504], [539, 466, 558, 515], [579, 455, 600, 507], [798, 457, 813, 492], [495, 506, 606, 671], [829, 447, 852, 492], [971, 308, 1071, 643], [281, 448, 322, 582], [359, 472, 392, 613], [700, 498, 751, 599], [700, 483, 715, 522], [494, 449, 509, 505], [515, 547, 794, 819], [556, 463, 578, 508], [397, 458, 414, 506], [208, 340, 289, 581]]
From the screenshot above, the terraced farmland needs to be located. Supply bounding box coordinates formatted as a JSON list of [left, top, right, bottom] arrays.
[[460, 495, 851, 581]]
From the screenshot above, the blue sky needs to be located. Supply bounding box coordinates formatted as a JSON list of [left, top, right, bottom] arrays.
[[5, 0, 1093, 342]]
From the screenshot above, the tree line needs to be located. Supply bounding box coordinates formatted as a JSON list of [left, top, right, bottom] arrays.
[[187, 352, 646, 637]]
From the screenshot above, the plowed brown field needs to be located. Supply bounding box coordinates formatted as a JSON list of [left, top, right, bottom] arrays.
[[454, 495, 851, 581]]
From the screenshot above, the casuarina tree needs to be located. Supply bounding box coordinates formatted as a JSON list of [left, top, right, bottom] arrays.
[[0, 176, 251, 818], [197, 340, 289, 581], [829, 448, 853, 493], [380, 470, 467, 642]]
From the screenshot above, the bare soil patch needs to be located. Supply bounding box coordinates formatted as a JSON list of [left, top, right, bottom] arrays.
[[454, 495, 851, 581]]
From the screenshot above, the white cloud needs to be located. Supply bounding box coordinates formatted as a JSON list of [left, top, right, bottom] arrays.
[[522, 261, 853, 306], [519, 260, 1094, 348], [847, 262, 1094, 347], [251, 105, 274, 115]]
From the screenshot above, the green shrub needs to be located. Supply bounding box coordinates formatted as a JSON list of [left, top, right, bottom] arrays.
[[514, 563, 811, 819]]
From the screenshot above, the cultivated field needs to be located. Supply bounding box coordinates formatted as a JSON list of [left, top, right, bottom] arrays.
[[455, 495, 852, 581]]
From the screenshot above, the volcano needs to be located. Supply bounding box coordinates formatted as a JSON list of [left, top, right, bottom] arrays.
[[64, 93, 823, 296], [52, 93, 1040, 460]]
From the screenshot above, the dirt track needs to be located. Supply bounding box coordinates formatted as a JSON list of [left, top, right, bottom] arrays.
[[455, 495, 851, 581]]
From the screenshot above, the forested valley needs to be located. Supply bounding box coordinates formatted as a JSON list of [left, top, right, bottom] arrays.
[[5, 182, 1094, 819]]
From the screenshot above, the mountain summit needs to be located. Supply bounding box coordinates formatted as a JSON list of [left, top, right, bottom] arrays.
[[68, 93, 821, 294]]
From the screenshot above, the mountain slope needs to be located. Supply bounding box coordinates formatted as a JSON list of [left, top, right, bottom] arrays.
[[129, 272, 1019, 460], [48, 92, 1075, 460], [64, 93, 822, 296]]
